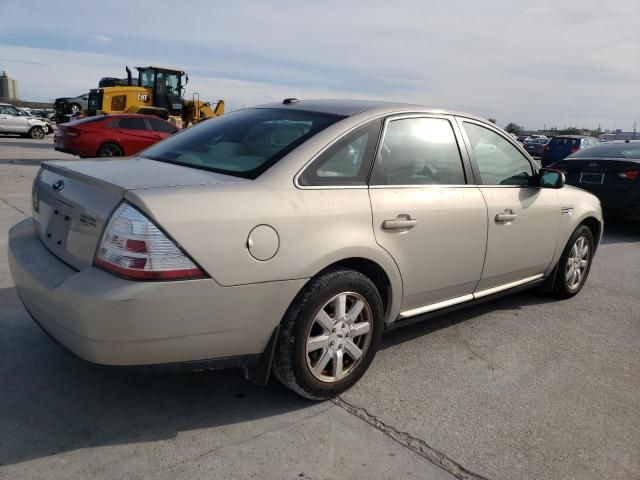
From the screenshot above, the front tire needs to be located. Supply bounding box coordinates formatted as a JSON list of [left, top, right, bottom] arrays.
[[551, 225, 594, 299], [29, 126, 45, 139], [274, 268, 384, 400], [97, 143, 123, 157]]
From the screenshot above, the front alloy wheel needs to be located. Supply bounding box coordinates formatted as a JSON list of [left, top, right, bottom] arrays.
[[29, 126, 45, 139], [551, 225, 594, 298], [565, 235, 590, 290]]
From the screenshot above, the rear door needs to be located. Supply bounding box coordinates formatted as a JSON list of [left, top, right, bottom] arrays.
[[459, 119, 561, 293], [368, 115, 488, 316], [113, 117, 156, 154]]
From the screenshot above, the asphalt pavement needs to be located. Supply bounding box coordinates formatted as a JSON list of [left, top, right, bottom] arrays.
[[0, 135, 638, 480]]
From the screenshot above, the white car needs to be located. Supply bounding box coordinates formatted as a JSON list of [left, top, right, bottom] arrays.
[[0, 103, 50, 139]]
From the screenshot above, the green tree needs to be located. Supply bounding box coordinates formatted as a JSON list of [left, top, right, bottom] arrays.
[[558, 127, 582, 135], [505, 122, 522, 135]]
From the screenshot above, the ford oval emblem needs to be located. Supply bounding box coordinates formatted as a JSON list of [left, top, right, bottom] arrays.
[[52, 180, 65, 192]]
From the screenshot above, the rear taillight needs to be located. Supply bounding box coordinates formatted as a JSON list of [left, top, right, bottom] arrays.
[[95, 203, 205, 281], [543, 144, 550, 151], [618, 170, 640, 180], [570, 146, 580, 153]]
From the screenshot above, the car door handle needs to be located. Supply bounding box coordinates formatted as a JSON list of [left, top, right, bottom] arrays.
[[382, 216, 418, 230], [495, 210, 518, 223]]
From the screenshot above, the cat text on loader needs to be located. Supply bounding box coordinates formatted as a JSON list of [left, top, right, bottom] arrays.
[[86, 66, 224, 128]]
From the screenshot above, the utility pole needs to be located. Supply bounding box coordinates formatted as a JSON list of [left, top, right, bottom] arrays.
[[634, 121, 637, 139]]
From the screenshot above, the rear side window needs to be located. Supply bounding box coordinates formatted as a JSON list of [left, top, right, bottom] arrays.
[[118, 118, 148, 130], [140, 108, 344, 179], [372, 117, 466, 185], [463, 122, 533, 186], [551, 137, 578, 146], [149, 118, 178, 134], [299, 120, 382, 186]]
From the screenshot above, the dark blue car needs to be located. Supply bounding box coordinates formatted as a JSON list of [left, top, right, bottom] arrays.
[[541, 135, 599, 167]]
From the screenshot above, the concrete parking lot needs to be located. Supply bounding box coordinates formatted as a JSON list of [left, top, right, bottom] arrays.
[[1, 136, 638, 480]]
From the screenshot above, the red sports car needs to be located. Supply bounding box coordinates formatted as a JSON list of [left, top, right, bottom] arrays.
[[54, 114, 178, 158]]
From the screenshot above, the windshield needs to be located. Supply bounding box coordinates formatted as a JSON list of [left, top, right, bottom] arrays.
[[140, 108, 344, 179], [569, 143, 640, 159], [139, 69, 154, 88]]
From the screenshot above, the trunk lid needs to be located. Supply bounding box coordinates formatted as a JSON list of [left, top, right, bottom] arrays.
[[34, 158, 247, 270], [553, 157, 640, 193]]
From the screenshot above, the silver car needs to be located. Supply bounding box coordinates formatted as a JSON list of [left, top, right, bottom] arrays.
[[0, 102, 50, 139], [9, 99, 603, 399]]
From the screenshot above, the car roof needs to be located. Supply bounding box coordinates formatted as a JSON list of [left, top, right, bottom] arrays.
[[97, 113, 170, 121], [552, 135, 591, 138], [251, 98, 489, 122]]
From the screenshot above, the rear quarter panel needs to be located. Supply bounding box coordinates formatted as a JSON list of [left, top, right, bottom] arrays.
[[126, 182, 403, 321]]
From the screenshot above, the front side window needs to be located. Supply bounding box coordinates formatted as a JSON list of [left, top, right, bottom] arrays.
[[463, 122, 534, 186], [299, 120, 381, 186], [140, 108, 343, 179], [0, 105, 21, 115], [372, 117, 466, 185], [118, 118, 148, 130]]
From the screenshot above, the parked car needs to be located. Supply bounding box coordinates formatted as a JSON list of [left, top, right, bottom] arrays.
[[9, 100, 603, 400], [541, 135, 599, 166], [524, 137, 550, 157], [0, 102, 51, 139], [523, 135, 548, 144], [550, 140, 640, 217], [516, 135, 527, 143], [19, 108, 54, 134], [54, 114, 178, 158], [54, 93, 89, 124]]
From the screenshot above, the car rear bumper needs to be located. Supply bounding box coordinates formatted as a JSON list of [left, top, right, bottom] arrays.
[[9, 218, 306, 368]]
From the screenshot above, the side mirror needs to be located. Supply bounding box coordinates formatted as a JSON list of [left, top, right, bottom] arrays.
[[538, 168, 565, 189]]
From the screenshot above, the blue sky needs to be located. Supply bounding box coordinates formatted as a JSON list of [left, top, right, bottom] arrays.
[[1, 0, 638, 130]]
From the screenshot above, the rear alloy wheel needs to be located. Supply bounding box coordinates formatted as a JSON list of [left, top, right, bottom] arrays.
[[69, 103, 81, 114], [274, 268, 383, 400], [97, 143, 123, 157], [551, 225, 594, 298], [29, 126, 45, 139]]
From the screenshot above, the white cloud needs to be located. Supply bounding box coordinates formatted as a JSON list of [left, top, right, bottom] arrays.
[[92, 34, 112, 43]]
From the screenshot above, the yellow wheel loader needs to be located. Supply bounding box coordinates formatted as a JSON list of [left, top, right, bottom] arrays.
[[86, 66, 224, 128]]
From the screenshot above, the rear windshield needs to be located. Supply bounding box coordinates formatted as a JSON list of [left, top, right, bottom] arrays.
[[569, 143, 640, 159], [140, 108, 344, 179], [550, 137, 579, 146]]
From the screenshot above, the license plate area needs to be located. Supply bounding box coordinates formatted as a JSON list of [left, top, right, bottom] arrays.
[[580, 172, 604, 185], [40, 199, 74, 250]]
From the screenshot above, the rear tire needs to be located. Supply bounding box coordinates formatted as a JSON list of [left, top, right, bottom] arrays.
[[274, 268, 384, 400], [97, 143, 123, 157], [29, 126, 45, 139], [550, 225, 594, 299]]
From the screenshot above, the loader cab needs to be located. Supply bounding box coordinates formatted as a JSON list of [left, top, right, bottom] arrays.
[[137, 66, 184, 116]]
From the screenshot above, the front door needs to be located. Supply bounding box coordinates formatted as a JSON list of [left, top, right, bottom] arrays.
[[368, 115, 487, 316], [459, 119, 561, 292]]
